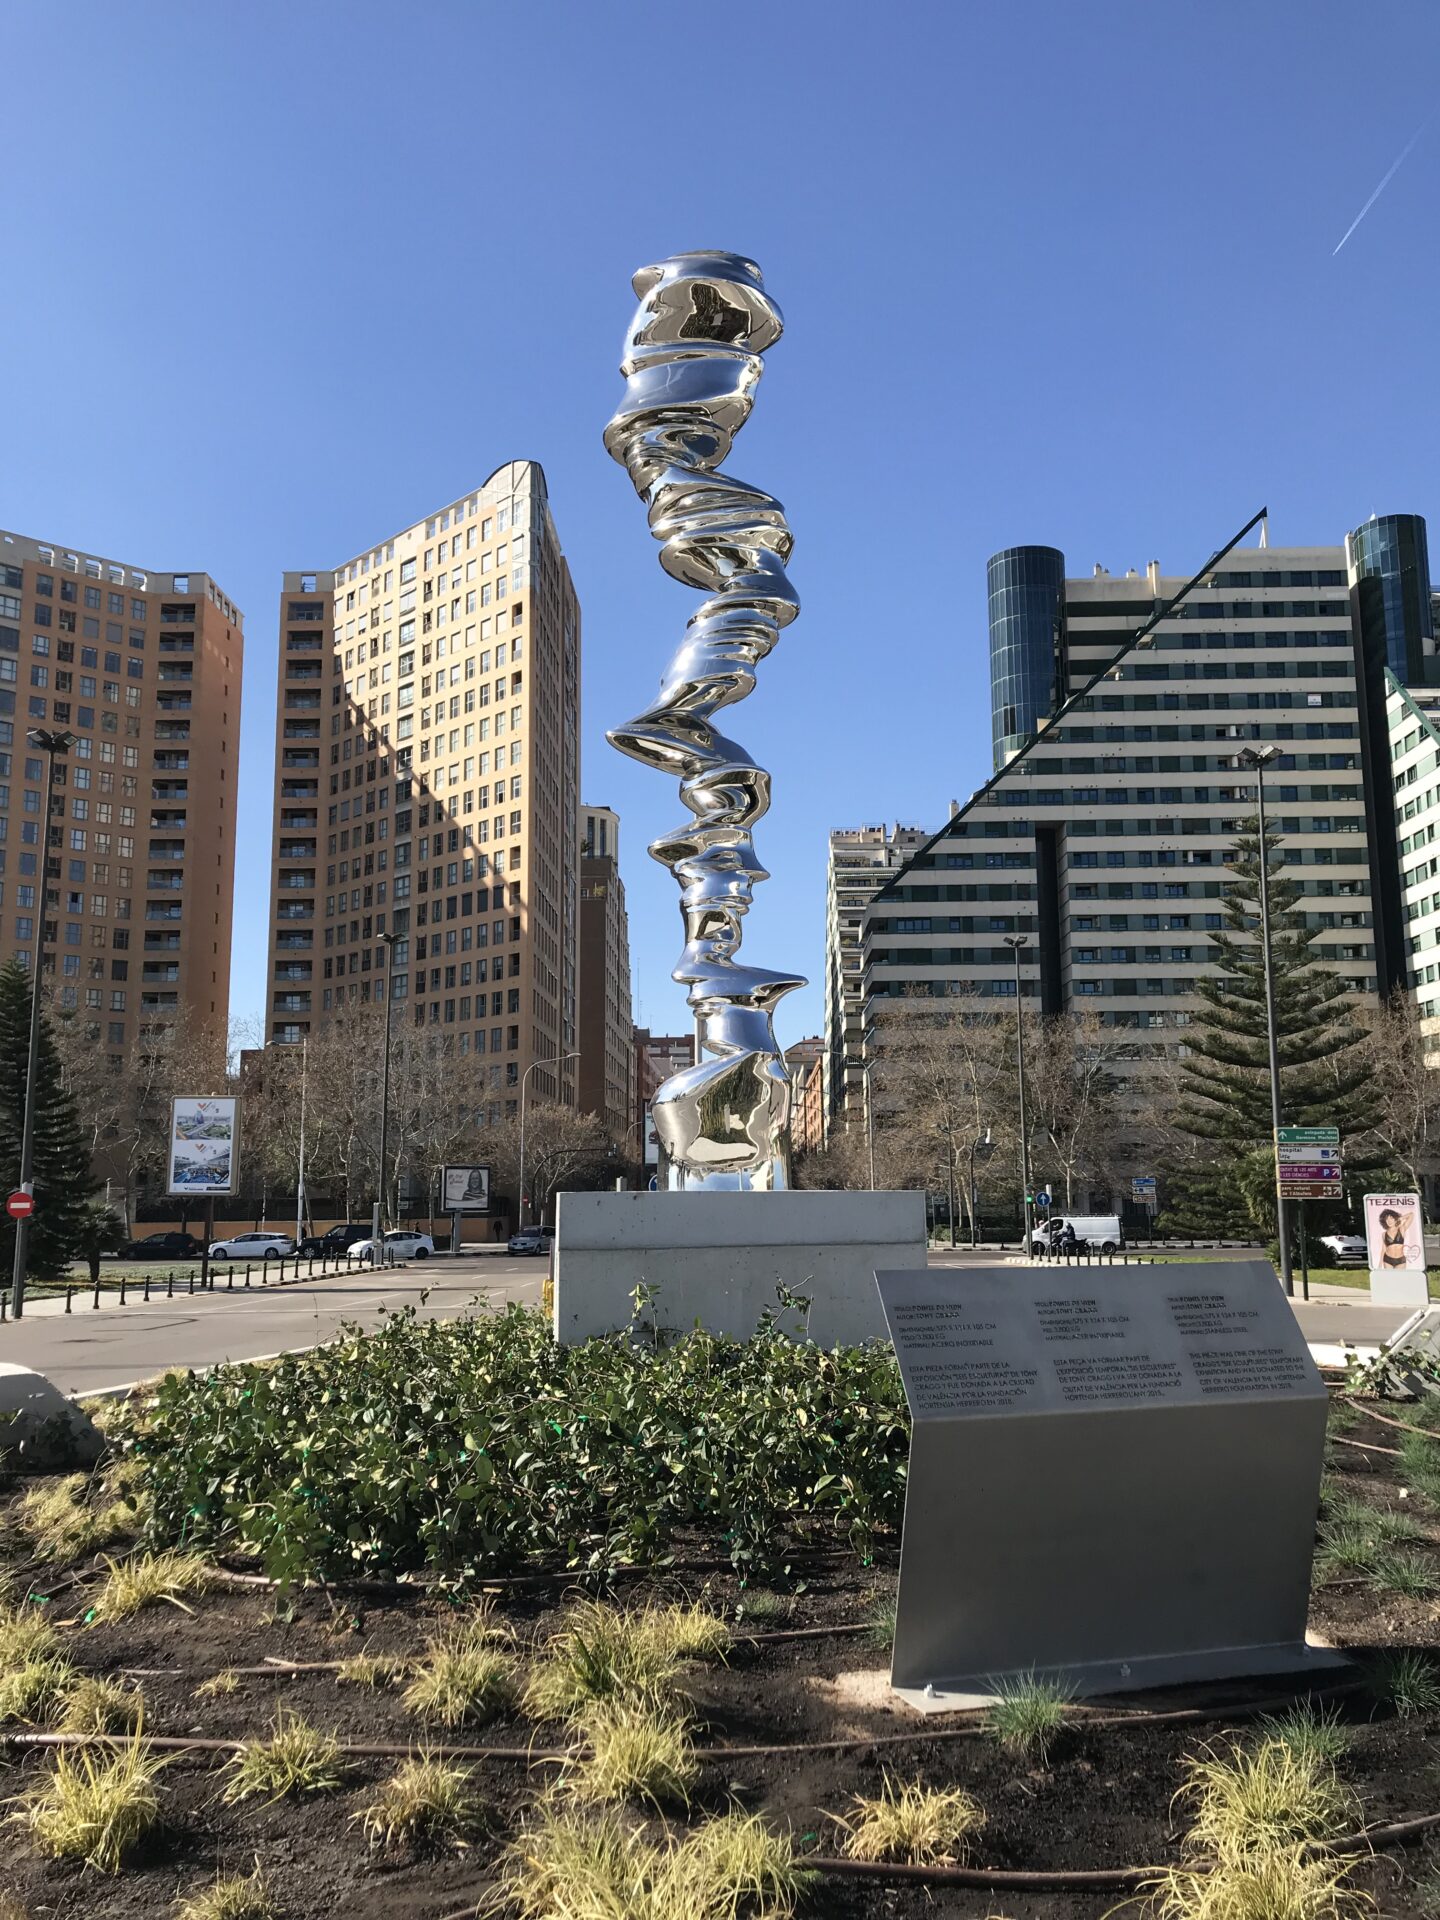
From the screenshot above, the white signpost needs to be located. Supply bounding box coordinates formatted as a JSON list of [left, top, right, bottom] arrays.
[[1364, 1192, 1429, 1308], [876, 1261, 1334, 1707]]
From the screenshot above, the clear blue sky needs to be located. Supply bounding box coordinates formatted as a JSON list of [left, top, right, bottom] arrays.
[[7, 0, 1439, 1051]]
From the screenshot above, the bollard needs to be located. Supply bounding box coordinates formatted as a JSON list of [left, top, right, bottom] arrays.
[[167, 1271, 174, 1298], [261, 1255, 269, 1287], [0, 1292, 6, 1322], [143, 1275, 151, 1303], [226, 1267, 234, 1291], [244, 1265, 251, 1288], [187, 1271, 193, 1295], [118, 1272, 127, 1306], [92, 1279, 101, 1310], [64, 1286, 72, 1314]]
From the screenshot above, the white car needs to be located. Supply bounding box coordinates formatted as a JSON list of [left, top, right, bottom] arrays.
[[1319, 1233, 1367, 1267], [208, 1231, 296, 1260], [348, 1229, 435, 1264]]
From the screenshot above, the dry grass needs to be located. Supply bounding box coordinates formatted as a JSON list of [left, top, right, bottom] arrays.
[[0, 1894, 27, 1920], [91, 1549, 209, 1622], [16, 1469, 145, 1564], [571, 1698, 699, 1809], [402, 1616, 517, 1727], [0, 1656, 74, 1726], [57, 1673, 143, 1735], [336, 1650, 409, 1690], [1145, 1846, 1371, 1920], [639, 1601, 732, 1663], [357, 1753, 482, 1851], [497, 1799, 807, 1920], [0, 1605, 61, 1670], [220, 1709, 350, 1804], [524, 1598, 685, 1722], [8, 1731, 165, 1873], [195, 1668, 241, 1699], [834, 1773, 986, 1864], [1175, 1740, 1356, 1867], [173, 1868, 276, 1920]]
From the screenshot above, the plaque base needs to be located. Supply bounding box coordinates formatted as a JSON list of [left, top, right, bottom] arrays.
[[553, 1191, 926, 1346], [892, 1634, 1349, 1713], [1369, 1266, 1429, 1308]]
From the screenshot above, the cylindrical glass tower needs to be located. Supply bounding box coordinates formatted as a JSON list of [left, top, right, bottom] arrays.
[[1347, 513, 1436, 687], [988, 545, 1065, 769]]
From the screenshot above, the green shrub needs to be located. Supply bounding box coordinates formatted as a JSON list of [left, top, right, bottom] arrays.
[[119, 1305, 910, 1586]]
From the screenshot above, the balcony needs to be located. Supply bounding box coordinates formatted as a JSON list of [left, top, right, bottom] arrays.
[[148, 841, 186, 860], [147, 872, 184, 891], [143, 934, 181, 951], [275, 931, 313, 948], [156, 694, 193, 712], [279, 871, 315, 889], [280, 810, 317, 829], [281, 749, 320, 768], [153, 752, 190, 770], [143, 964, 180, 983], [145, 902, 183, 921], [283, 720, 320, 740], [285, 692, 322, 711], [150, 783, 189, 800], [157, 666, 194, 684], [273, 992, 310, 1013], [154, 721, 191, 739], [276, 901, 313, 920], [149, 814, 187, 831], [274, 963, 311, 981]]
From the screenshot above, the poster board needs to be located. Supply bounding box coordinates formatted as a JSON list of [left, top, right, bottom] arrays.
[[442, 1164, 491, 1213], [1364, 1193, 1425, 1275], [166, 1096, 239, 1196]]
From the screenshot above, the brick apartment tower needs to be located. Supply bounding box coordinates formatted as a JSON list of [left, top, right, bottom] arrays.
[[264, 462, 582, 1117], [0, 528, 241, 1061], [578, 805, 635, 1141]]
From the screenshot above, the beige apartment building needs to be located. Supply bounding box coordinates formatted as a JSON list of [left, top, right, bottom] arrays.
[[264, 461, 582, 1117], [578, 805, 635, 1141], [0, 527, 241, 1062]]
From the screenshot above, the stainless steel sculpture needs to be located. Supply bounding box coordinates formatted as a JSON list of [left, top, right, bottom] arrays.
[[605, 251, 804, 1191]]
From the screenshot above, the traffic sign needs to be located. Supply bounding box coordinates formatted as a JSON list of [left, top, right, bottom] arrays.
[[1279, 1179, 1342, 1200], [1276, 1144, 1340, 1165], [1132, 1175, 1158, 1197], [6, 1190, 34, 1220], [1276, 1127, 1340, 1146], [1276, 1161, 1341, 1179]]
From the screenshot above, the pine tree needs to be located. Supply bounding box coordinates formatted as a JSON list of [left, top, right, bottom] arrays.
[[0, 959, 98, 1282], [1162, 817, 1373, 1238]]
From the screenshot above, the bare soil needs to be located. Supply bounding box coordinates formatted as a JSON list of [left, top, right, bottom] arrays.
[[2, 1399, 1439, 1919]]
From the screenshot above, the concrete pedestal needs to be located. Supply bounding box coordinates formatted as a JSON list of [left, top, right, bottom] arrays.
[[1369, 1266, 1430, 1308], [553, 1190, 925, 1346], [0, 1363, 103, 1467], [878, 1261, 1335, 1701]]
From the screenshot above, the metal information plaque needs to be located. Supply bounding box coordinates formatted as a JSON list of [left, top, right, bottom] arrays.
[[877, 1261, 1334, 1706]]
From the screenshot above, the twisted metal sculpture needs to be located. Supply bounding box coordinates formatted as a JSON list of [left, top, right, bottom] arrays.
[[605, 251, 804, 1191]]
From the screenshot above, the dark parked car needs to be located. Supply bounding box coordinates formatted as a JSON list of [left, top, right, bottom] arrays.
[[122, 1231, 203, 1260], [508, 1225, 554, 1256], [296, 1223, 374, 1258]]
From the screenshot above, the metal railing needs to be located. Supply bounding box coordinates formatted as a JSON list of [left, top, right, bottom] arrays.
[[0, 1246, 410, 1322]]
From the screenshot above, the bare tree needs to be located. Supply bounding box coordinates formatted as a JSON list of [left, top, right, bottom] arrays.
[[1349, 993, 1440, 1196], [1026, 1011, 1126, 1208]]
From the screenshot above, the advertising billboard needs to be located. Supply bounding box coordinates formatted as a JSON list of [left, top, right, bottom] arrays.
[[166, 1096, 240, 1197], [441, 1164, 491, 1213], [1364, 1192, 1426, 1276]]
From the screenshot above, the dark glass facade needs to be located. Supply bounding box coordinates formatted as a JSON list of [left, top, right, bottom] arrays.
[[988, 545, 1065, 769], [1348, 513, 1436, 687]]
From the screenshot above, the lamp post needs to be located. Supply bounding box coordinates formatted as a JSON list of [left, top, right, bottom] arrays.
[[11, 728, 75, 1320], [1239, 743, 1292, 1297], [374, 931, 398, 1256], [969, 1126, 995, 1247], [519, 1049, 579, 1231], [1003, 935, 1033, 1251]]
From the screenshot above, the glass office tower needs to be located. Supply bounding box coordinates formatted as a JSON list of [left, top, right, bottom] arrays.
[[988, 545, 1066, 768]]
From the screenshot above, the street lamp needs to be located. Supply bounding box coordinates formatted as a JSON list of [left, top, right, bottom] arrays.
[[1238, 743, 1292, 1297], [374, 930, 398, 1252], [11, 728, 75, 1320], [519, 1049, 580, 1231], [968, 1126, 995, 1248], [1003, 935, 1034, 1251]]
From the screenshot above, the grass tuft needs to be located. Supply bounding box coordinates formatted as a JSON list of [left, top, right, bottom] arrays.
[[8, 1730, 164, 1873], [0, 1656, 74, 1726], [1400, 1430, 1440, 1506], [0, 1605, 61, 1670], [220, 1709, 349, 1804], [986, 1672, 1071, 1763], [195, 1668, 241, 1699], [524, 1598, 684, 1722], [1145, 1845, 1371, 1920], [357, 1753, 482, 1851], [402, 1618, 516, 1727], [1368, 1649, 1440, 1718], [572, 1698, 698, 1809], [91, 1549, 209, 1622], [16, 1470, 144, 1564], [336, 1650, 409, 1690], [864, 1590, 898, 1652], [1321, 1487, 1427, 1545], [834, 1772, 986, 1864], [1256, 1702, 1351, 1767], [1175, 1739, 1355, 1865], [174, 1868, 276, 1920], [639, 1600, 732, 1664], [57, 1673, 143, 1735], [734, 1588, 795, 1626], [497, 1798, 807, 1920]]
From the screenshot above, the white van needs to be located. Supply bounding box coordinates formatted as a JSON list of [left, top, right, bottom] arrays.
[[1031, 1214, 1124, 1256]]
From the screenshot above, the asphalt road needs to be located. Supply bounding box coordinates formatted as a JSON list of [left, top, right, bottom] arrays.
[[0, 1247, 1413, 1398], [0, 1254, 546, 1397]]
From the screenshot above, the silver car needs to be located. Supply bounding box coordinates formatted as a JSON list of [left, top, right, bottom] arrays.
[[208, 1231, 296, 1260]]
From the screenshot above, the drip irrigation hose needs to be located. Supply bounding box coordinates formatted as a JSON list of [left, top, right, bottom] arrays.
[[1345, 1399, 1440, 1443]]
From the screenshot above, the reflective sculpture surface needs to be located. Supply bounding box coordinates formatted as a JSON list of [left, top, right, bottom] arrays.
[[605, 251, 804, 1190]]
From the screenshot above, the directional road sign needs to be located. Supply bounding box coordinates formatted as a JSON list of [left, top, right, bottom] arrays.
[[1276, 1145, 1341, 1165], [1276, 1127, 1340, 1147]]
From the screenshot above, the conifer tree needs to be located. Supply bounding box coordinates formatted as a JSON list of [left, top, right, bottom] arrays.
[[1161, 817, 1373, 1238], [0, 959, 97, 1281]]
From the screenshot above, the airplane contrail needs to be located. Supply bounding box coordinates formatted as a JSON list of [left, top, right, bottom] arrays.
[[1333, 114, 1435, 255]]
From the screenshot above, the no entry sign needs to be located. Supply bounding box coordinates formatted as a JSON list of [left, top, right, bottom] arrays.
[[6, 1190, 34, 1219]]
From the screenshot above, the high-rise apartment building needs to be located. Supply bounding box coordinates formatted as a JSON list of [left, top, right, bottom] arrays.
[[265, 461, 582, 1119], [0, 527, 242, 1063], [578, 804, 634, 1140], [823, 824, 929, 1141], [864, 515, 1440, 1102]]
